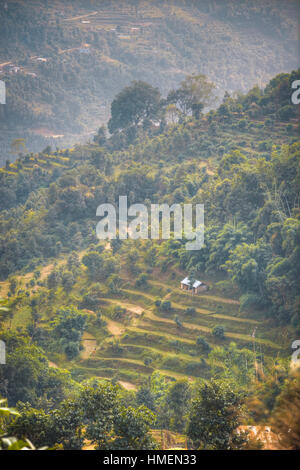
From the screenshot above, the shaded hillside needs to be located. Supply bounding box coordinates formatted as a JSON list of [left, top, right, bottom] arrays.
[[0, 0, 299, 160]]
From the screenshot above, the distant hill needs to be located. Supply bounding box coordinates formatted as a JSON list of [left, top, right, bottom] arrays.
[[0, 0, 299, 162]]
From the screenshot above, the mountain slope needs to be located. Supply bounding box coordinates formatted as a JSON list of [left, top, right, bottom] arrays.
[[0, 0, 299, 160]]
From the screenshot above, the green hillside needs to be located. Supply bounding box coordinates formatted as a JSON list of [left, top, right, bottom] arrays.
[[0, 69, 299, 450]]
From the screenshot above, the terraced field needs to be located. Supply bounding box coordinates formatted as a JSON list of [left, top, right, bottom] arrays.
[[1, 250, 289, 391], [0, 151, 72, 175], [69, 273, 286, 389]]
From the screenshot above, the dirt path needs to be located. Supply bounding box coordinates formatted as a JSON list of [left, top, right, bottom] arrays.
[[104, 298, 144, 315], [118, 380, 137, 391], [63, 11, 99, 22], [0, 61, 12, 67], [105, 318, 125, 336], [48, 361, 58, 368], [81, 332, 97, 359]]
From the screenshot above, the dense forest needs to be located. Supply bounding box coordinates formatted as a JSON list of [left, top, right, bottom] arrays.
[[0, 0, 299, 162], [0, 67, 299, 449]]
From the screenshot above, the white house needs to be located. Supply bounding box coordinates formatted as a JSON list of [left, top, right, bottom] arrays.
[[180, 277, 207, 294]]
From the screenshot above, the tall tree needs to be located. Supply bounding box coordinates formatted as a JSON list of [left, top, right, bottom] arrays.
[[167, 74, 216, 117], [187, 379, 246, 450], [108, 81, 161, 133]]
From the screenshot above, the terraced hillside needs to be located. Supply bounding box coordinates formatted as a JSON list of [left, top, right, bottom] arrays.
[[0, 245, 289, 392], [0, 69, 299, 453]]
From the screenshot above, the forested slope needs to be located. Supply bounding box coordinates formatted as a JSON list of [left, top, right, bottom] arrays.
[[0, 0, 299, 160], [0, 70, 299, 450]]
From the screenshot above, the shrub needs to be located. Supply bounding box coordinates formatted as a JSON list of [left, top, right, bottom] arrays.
[[135, 273, 148, 288], [113, 305, 126, 319], [174, 315, 183, 328], [186, 307, 196, 315], [212, 325, 225, 339], [161, 300, 172, 312], [196, 336, 211, 353]]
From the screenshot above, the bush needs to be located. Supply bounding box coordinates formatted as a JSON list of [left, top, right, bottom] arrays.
[[238, 119, 247, 129], [113, 305, 126, 319], [278, 105, 294, 121], [135, 273, 148, 288], [185, 361, 206, 375], [212, 325, 225, 339], [239, 293, 263, 311], [144, 357, 153, 366], [174, 315, 183, 328], [186, 307, 196, 315], [196, 336, 211, 353], [161, 300, 172, 312]]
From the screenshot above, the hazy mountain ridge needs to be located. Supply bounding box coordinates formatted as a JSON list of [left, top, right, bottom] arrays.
[[0, 0, 298, 161]]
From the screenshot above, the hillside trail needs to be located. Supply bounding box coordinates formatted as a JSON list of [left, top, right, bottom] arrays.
[[118, 381, 137, 391], [81, 332, 97, 359], [48, 361, 58, 368], [105, 318, 125, 336], [63, 11, 99, 22]]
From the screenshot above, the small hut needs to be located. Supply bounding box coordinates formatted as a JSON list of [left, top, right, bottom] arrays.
[[180, 277, 207, 294]]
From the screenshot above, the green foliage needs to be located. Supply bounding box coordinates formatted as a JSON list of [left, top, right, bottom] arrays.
[[82, 251, 120, 282], [0, 331, 72, 407], [196, 336, 211, 353], [187, 379, 246, 449], [108, 81, 161, 133], [166, 380, 191, 432], [161, 300, 172, 312], [51, 307, 87, 359], [136, 386, 156, 412], [112, 405, 157, 450], [135, 273, 148, 288], [174, 315, 183, 329], [167, 74, 216, 116], [0, 67, 299, 450], [209, 343, 255, 386], [77, 379, 119, 450], [186, 307, 196, 315], [212, 325, 225, 339]]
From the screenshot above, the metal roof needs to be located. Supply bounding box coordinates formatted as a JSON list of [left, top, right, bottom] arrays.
[[181, 277, 202, 288]]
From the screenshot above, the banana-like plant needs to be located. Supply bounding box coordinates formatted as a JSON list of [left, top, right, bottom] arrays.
[[0, 399, 47, 450]]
